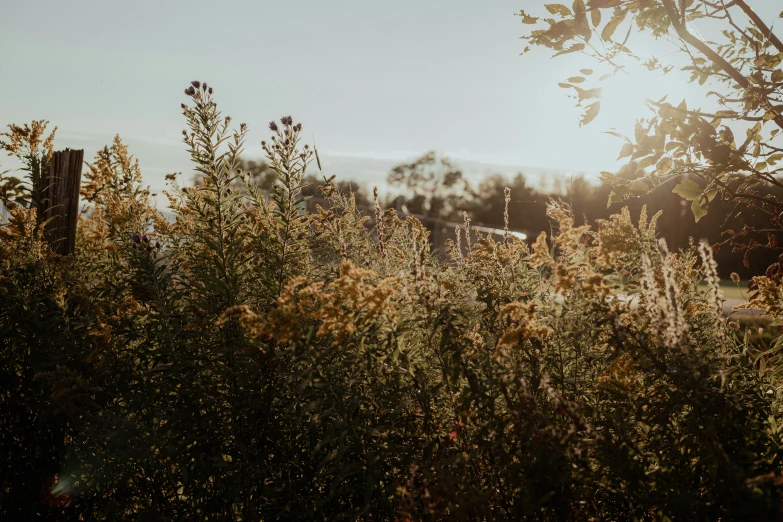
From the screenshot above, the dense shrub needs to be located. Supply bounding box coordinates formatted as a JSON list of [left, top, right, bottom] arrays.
[[2, 83, 783, 520]]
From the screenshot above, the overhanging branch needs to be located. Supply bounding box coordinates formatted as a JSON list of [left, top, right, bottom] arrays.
[[660, 0, 783, 130]]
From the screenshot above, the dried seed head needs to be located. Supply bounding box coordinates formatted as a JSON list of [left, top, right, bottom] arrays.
[[202, 82, 208, 91], [463, 211, 472, 252], [269, 121, 278, 132], [208, 87, 213, 94], [374, 186, 385, 258], [503, 187, 511, 246], [730, 272, 740, 284], [294, 123, 302, 132]]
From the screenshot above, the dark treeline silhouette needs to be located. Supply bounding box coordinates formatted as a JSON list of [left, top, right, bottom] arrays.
[[239, 152, 777, 280]]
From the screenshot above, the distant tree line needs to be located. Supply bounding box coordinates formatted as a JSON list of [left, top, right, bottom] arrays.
[[239, 151, 779, 279]]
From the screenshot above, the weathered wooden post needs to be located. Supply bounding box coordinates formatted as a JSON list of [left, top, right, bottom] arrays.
[[42, 149, 83, 255]]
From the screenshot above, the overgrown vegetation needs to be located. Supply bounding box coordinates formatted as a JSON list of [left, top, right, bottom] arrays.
[[2, 82, 783, 520]]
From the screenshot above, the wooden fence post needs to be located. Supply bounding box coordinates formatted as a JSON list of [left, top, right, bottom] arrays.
[[42, 149, 84, 255]]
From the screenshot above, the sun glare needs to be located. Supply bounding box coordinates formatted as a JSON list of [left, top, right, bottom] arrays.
[[599, 71, 664, 130]]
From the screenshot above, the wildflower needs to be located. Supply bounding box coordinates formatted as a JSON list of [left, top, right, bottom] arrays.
[[141, 233, 149, 243], [154, 241, 161, 249], [208, 87, 213, 94], [294, 123, 302, 132], [281, 116, 293, 126], [202, 82, 208, 91], [527, 231, 552, 268], [191, 81, 201, 89], [268, 121, 278, 132], [497, 301, 551, 348], [730, 272, 740, 284], [131, 233, 141, 244], [184, 86, 196, 96]]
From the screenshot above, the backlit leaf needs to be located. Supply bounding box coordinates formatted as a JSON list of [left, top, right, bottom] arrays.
[[629, 180, 649, 195], [673, 179, 701, 201], [590, 8, 601, 27], [553, 43, 586, 57], [580, 101, 601, 126], [691, 198, 707, 222], [545, 4, 572, 16], [601, 13, 625, 41]]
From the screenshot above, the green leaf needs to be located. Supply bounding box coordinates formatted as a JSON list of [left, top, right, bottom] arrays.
[[673, 179, 701, 201], [691, 198, 707, 222], [656, 156, 672, 175], [767, 153, 783, 166], [545, 4, 572, 16], [580, 101, 601, 126], [601, 13, 625, 41], [629, 180, 649, 195], [618, 143, 634, 160]]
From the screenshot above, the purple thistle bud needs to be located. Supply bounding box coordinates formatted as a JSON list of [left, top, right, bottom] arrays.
[[269, 121, 278, 132], [131, 233, 141, 244], [181, 103, 187, 110], [202, 82, 208, 91], [294, 123, 302, 132], [191, 81, 201, 89], [208, 87, 213, 94], [155, 241, 161, 249], [185, 86, 196, 96], [261, 140, 266, 147], [281, 116, 293, 126], [141, 233, 149, 243]]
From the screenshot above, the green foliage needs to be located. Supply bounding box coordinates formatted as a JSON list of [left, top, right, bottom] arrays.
[[520, 0, 783, 276], [3, 83, 783, 520]]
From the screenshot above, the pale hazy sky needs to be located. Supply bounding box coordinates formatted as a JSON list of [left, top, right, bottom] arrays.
[[1, 1, 781, 193]]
